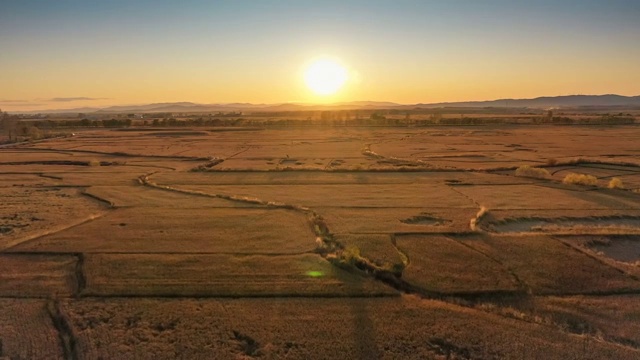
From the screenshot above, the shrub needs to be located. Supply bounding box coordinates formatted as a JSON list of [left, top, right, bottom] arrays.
[[563, 173, 597, 186], [608, 177, 624, 189], [515, 165, 550, 179], [88, 159, 101, 166], [341, 246, 361, 266], [546, 158, 558, 166]]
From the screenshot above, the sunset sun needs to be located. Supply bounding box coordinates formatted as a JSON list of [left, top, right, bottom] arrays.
[[304, 58, 348, 96]]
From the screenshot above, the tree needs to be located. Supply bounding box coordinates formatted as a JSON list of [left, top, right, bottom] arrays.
[[27, 126, 42, 141], [0, 110, 20, 142]]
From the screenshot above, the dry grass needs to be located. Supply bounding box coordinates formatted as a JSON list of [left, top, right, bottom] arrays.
[[563, 173, 598, 186], [0, 299, 65, 359], [515, 165, 550, 179], [609, 177, 625, 189], [57, 296, 640, 360], [470, 206, 488, 231]]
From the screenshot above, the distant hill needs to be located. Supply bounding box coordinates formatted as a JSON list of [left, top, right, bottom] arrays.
[[411, 95, 640, 109], [13, 95, 640, 114]]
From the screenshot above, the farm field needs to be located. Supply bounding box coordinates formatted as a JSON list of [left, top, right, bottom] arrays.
[[2, 125, 640, 359]]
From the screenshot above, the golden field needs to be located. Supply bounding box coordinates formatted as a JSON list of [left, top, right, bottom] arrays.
[[1, 124, 640, 359]]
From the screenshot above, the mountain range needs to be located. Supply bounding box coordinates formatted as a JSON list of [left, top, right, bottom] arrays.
[[16, 95, 640, 114]]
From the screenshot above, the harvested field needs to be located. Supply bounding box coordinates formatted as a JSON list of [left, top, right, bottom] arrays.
[[321, 207, 476, 234], [57, 296, 640, 360], [334, 234, 405, 271], [0, 173, 62, 187], [459, 234, 640, 294], [485, 215, 640, 234], [0, 299, 64, 360], [480, 209, 640, 235], [560, 235, 640, 279], [531, 295, 640, 347], [4, 125, 640, 358], [0, 187, 108, 250], [451, 184, 610, 210], [395, 235, 519, 295], [152, 169, 530, 186], [172, 183, 474, 208], [83, 185, 253, 208], [12, 207, 315, 253], [0, 254, 78, 297], [82, 253, 396, 297], [584, 236, 640, 263]]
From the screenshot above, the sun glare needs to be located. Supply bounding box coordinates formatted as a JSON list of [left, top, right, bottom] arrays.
[[304, 58, 348, 96]]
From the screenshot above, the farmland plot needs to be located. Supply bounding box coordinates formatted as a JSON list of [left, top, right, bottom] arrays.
[[12, 207, 316, 254], [3, 125, 640, 358]]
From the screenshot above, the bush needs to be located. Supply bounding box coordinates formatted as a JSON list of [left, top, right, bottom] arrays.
[[341, 246, 362, 266], [608, 177, 624, 189], [563, 173, 597, 186], [88, 159, 101, 167], [515, 165, 550, 179]]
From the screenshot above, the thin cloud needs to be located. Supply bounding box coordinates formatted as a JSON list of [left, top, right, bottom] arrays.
[[0, 103, 46, 109], [0, 99, 30, 103], [49, 97, 108, 102]]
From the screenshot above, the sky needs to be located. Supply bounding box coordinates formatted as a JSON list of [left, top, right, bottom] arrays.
[[1, 0, 640, 111]]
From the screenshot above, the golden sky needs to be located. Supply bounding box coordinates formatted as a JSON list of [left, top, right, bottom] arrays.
[[1, 1, 639, 111]]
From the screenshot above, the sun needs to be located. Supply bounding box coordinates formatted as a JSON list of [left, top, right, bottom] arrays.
[[304, 58, 348, 96]]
